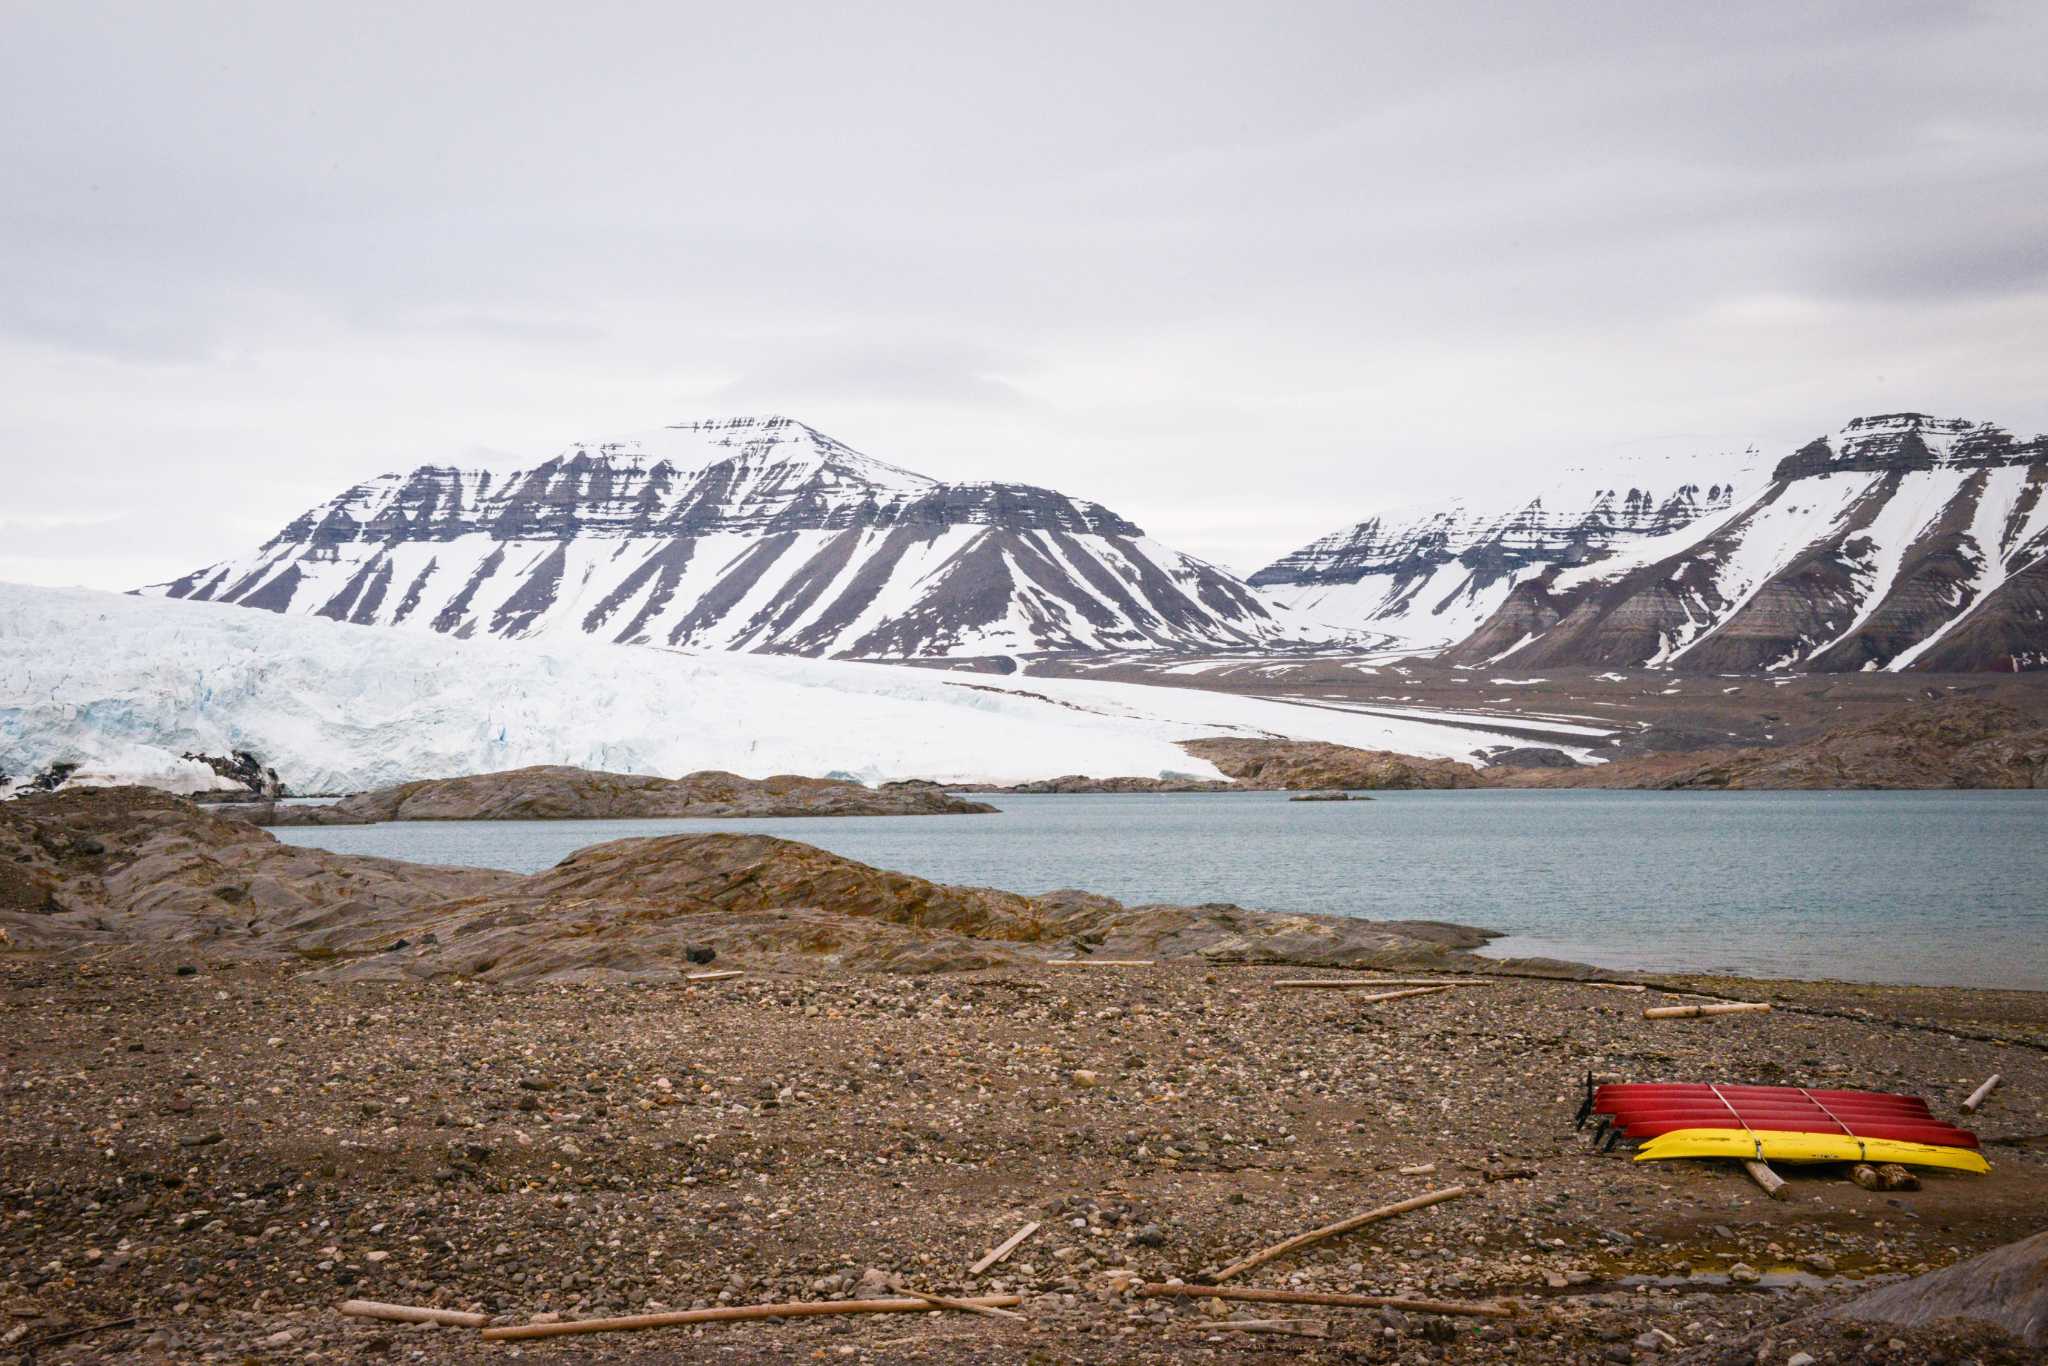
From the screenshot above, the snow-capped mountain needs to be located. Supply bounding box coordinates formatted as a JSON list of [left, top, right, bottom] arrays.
[[1448, 414, 2048, 672], [1251, 454, 1762, 649], [2, 584, 1581, 796], [145, 416, 1297, 659]]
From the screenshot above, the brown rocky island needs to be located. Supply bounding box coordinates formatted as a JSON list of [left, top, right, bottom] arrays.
[[232, 765, 996, 825]]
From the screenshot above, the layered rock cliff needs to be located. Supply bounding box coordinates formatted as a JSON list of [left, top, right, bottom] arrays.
[[1252, 456, 1758, 649], [143, 416, 1299, 659]]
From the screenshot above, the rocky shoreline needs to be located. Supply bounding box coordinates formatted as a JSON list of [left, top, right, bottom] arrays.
[[0, 787, 1518, 982]]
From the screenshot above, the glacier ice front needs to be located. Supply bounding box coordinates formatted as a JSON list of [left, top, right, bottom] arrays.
[[0, 583, 1600, 797]]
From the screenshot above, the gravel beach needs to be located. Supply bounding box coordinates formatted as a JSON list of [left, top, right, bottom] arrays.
[[3, 953, 2041, 1363]]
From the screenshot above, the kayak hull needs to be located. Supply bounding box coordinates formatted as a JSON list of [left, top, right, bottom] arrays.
[[1632, 1127, 1989, 1174], [1595, 1086, 1931, 1114], [1616, 1115, 1978, 1147]]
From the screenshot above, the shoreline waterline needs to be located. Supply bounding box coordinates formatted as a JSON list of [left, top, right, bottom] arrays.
[[268, 788, 2048, 991]]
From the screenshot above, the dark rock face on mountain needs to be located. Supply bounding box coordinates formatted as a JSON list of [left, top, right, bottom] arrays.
[[1251, 459, 1756, 648], [1494, 698, 2048, 789], [144, 415, 1296, 659], [1450, 414, 2048, 673], [0, 788, 1517, 982], [235, 765, 995, 824], [1179, 738, 1487, 790]]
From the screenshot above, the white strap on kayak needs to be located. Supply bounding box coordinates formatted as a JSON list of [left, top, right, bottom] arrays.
[[1707, 1083, 1764, 1161], [1797, 1087, 1867, 1161]]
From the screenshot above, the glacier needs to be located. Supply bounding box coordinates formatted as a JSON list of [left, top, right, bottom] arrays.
[[1, 584, 1600, 797]]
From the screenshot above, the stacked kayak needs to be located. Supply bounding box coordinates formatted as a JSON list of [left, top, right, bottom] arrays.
[[1584, 1082, 1988, 1174]]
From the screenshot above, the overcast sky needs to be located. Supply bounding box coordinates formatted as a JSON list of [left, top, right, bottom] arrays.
[[5, 1, 2046, 588]]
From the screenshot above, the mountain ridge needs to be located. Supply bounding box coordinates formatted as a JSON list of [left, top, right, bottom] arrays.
[[146, 415, 1296, 659], [1251, 452, 1764, 649], [1445, 413, 2048, 672]]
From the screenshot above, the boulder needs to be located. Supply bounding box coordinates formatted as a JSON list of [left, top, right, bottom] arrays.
[[1829, 1228, 2047, 1348]]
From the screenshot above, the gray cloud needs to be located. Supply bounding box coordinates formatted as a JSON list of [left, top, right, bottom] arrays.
[[3, 1, 2045, 589]]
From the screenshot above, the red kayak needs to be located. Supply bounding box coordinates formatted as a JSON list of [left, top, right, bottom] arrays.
[[1596, 1084, 1931, 1112], [1600, 1099, 1946, 1123], [1581, 1079, 1977, 1152]]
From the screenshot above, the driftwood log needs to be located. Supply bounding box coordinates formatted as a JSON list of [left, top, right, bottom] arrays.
[[1741, 1159, 1788, 1199], [892, 1283, 1026, 1321], [1208, 1186, 1473, 1282], [1142, 1284, 1515, 1318], [1269, 979, 1482, 990], [1642, 1002, 1771, 1020], [968, 1221, 1040, 1274], [340, 1300, 490, 1328], [1961, 1074, 2001, 1113], [478, 1296, 1024, 1341]]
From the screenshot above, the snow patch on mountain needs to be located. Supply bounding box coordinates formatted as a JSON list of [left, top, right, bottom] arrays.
[[1252, 450, 1766, 649], [1454, 414, 2048, 673]]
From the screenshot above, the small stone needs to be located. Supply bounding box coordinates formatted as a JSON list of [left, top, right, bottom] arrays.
[[1072, 1070, 1100, 1088], [1786, 1354, 1815, 1366], [1727, 1262, 1761, 1285]]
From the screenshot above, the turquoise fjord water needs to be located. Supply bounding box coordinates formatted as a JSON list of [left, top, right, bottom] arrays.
[[270, 790, 2048, 990]]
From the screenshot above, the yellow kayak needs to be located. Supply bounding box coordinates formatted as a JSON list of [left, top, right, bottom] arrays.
[[1632, 1127, 1989, 1174]]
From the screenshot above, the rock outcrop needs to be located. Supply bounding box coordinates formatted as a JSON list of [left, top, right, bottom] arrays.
[[1494, 698, 2048, 789], [1, 788, 1520, 983], [0, 787, 517, 954], [236, 765, 995, 824], [1179, 738, 1488, 790], [960, 774, 1236, 794], [1829, 1227, 2047, 1348]]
